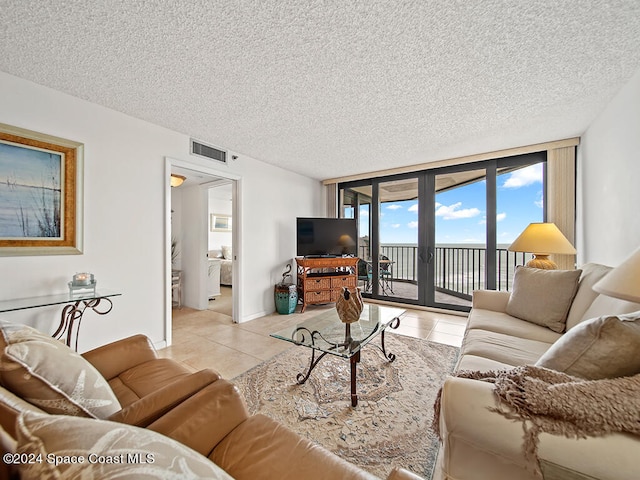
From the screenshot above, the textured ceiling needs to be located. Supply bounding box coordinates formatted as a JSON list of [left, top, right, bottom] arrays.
[[1, 1, 640, 180]]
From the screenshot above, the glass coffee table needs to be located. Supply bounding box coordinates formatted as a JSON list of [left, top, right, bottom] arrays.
[[270, 304, 405, 407]]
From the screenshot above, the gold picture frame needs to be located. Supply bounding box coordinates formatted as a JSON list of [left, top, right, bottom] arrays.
[[210, 213, 232, 232], [0, 123, 83, 256]]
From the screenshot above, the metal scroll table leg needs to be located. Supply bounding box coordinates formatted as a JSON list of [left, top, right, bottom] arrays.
[[350, 350, 361, 407], [52, 297, 114, 351], [296, 349, 329, 385], [379, 316, 401, 363]]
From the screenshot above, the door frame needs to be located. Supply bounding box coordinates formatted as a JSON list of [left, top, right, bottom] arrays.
[[164, 156, 242, 346]]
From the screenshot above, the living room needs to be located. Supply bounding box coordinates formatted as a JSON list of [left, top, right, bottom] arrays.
[[1, 2, 639, 479]]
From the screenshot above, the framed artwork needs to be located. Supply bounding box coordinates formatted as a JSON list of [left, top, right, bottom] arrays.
[[0, 123, 84, 256], [210, 213, 232, 232]]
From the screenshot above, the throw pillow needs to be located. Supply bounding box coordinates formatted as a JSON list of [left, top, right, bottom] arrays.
[[15, 411, 234, 480], [506, 266, 582, 333], [536, 311, 640, 379], [0, 321, 121, 419], [221, 245, 232, 260]]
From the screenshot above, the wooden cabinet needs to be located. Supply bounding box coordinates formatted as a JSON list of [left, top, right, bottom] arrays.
[[296, 257, 359, 312]]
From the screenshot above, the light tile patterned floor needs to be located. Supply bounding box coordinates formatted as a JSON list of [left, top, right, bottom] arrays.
[[159, 303, 467, 379]]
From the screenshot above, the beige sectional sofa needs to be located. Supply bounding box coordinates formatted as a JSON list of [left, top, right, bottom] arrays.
[[436, 263, 640, 480]]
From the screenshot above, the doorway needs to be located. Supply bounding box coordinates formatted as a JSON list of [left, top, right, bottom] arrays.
[[165, 157, 240, 346], [206, 183, 234, 317]]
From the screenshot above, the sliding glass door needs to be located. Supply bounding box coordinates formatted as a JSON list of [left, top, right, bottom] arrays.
[[339, 152, 546, 312], [431, 166, 487, 309], [377, 177, 420, 301]]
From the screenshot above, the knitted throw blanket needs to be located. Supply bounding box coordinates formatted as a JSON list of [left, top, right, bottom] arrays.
[[432, 365, 640, 476]]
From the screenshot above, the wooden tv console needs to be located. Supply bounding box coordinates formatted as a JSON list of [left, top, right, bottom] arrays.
[[296, 257, 359, 312]]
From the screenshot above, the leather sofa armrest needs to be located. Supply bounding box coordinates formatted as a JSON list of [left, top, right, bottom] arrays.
[[146, 379, 250, 457], [471, 290, 511, 312], [82, 334, 158, 380], [107, 369, 221, 427], [386, 467, 425, 479], [211, 413, 377, 480]]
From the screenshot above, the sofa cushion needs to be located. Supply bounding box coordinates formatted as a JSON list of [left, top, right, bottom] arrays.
[[577, 294, 640, 327], [0, 322, 120, 419], [467, 309, 562, 344], [565, 263, 612, 330], [461, 329, 553, 367], [15, 411, 234, 480], [108, 358, 193, 407], [454, 354, 514, 373], [536, 311, 640, 379], [506, 267, 582, 333]]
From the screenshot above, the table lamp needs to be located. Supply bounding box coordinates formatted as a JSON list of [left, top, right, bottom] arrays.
[[508, 222, 576, 270], [593, 247, 640, 303]]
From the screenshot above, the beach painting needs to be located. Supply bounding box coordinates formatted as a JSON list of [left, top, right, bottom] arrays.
[[0, 141, 63, 239], [0, 124, 83, 255]]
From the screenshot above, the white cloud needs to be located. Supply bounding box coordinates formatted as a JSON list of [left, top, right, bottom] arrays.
[[502, 164, 543, 189], [534, 199, 543, 208], [436, 202, 481, 220], [497, 212, 507, 222], [391, 223, 401, 228], [386, 204, 402, 210], [408, 203, 419, 213], [360, 210, 369, 217], [408, 221, 419, 229]]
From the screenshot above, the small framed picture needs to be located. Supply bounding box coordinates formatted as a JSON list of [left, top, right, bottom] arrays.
[[210, 213, 232, 232]]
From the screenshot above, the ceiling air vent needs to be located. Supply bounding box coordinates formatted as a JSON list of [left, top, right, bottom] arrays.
[[190, 139, 227, 164]]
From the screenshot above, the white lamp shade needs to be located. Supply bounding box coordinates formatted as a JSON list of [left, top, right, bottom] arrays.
[[508, 223, 576, 255], [593, 248, 640, 303]]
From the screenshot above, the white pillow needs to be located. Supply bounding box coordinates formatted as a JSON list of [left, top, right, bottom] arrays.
[[536, 311, 640, 379], [221, 245, 232, 260], [16, 411, 234, 480], [506, 267, 582, 333], [0, 321, 120, 418]]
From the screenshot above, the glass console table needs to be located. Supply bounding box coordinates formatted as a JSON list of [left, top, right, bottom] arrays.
[[0, 290, 121, 351]]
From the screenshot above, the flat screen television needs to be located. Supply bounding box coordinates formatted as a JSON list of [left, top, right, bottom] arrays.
[[296, 217, 358, 257]]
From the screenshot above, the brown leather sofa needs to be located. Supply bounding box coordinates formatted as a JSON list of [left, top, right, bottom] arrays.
[[0, 332, 422, 480]]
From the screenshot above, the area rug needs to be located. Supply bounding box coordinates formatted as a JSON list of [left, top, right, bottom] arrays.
[[232, 333, 459, 479]]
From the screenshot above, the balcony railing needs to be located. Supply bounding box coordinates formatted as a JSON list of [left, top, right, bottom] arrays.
[[359, 244, 532, 301]]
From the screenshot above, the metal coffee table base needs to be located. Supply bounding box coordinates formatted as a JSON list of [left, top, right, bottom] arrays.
[[294, 317, 400, 407]]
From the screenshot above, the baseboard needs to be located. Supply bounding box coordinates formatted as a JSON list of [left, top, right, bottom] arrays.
[[240, 310, 270, 323]]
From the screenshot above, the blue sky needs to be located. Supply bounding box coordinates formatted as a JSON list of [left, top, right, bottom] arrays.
[[367, 164, 543, 245], [0, 141, 62, 189]]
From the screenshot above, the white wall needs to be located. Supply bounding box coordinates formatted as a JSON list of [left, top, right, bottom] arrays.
[[208, 185, 233, 253], [577, 67, 640, 267], [180, 184, 209, 310], [0, 71, 322, 351]]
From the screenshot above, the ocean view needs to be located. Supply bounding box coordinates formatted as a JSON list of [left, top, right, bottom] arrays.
[[0, 183, 61, 238], [372, 243, 532, 295]]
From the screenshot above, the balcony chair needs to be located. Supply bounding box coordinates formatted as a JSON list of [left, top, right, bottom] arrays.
[[380, 255, 394, 294], [357, 258, 372, 293]]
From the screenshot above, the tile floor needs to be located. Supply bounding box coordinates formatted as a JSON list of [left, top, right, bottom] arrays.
[[159, 303, 467, 379]]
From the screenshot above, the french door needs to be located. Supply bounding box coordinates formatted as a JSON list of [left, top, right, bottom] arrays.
[[340, 153, 545, 312]]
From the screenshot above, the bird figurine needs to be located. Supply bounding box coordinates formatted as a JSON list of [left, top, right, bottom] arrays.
[[336, 287, 364, 324]]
